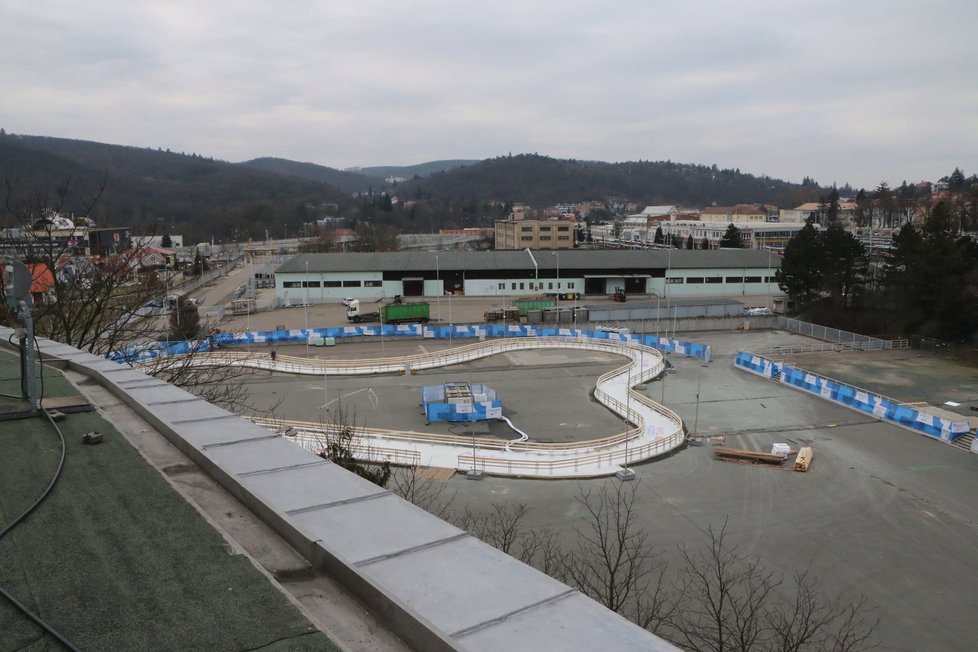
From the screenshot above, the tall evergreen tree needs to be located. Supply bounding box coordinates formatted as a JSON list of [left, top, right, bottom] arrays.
[[776, 223, 823, 304], [820, 222, 867, 308], [719, 223, 743, 248]]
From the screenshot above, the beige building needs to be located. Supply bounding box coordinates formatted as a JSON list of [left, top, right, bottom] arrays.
[[700, 204, 770, 223], [494, 219, 575, 250]]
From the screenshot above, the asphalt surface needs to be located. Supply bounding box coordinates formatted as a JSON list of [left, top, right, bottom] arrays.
[[236, 329, 978, 651]]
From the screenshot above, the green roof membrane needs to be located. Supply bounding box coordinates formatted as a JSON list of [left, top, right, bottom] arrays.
[[0, 349, 338, 651]]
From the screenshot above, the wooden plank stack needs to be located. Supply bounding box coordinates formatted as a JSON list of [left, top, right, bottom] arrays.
[[713, 447, 786, 465], [793, 447, 814, 472]]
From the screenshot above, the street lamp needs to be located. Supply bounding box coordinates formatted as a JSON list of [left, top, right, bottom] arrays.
[[524, 248, 538, 290], [434, 254, 441, 322], [304, 259, 310, 357], [551, 251, 559, 305]]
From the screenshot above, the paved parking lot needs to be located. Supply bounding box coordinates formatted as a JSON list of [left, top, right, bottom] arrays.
[[235, 328, 978, 650]]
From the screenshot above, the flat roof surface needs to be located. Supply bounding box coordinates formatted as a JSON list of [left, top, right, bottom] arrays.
[[276, 249, 778, 274], [0, 350, 339, 651]]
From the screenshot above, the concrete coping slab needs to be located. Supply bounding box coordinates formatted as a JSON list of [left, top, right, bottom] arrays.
[[293, 493, 464, 566], [166, 416, 288, 449], [141, 397, 235, 427], [458, 590, 677, 651], [238, 461, 389, 516], [356, 534, 572, 636], [203, 435, 327, 476]]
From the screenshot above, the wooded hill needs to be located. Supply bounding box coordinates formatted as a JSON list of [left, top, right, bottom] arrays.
[[401, 154, 820, 209], [2, 131, 827, 241], [0, 133, 349, 243]]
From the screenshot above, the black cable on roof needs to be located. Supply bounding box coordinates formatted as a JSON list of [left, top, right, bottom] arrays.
[[0, 336, 80, 651]]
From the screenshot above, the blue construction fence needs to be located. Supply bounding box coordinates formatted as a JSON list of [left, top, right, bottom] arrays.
[[421, 383, 502, 423], [734, 351, 970, 443], [108, 323, 712, 363]]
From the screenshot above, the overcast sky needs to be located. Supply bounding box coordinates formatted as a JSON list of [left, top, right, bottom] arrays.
[[2, 1, 976, 190]]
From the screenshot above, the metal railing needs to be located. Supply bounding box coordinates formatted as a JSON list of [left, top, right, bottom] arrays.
[[243, 336, 686, 478], [776, 317, 894, 349], [754, 339, 909, 357]]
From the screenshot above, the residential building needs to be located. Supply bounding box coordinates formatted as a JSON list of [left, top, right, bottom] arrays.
[[494, 219, 575, 250]]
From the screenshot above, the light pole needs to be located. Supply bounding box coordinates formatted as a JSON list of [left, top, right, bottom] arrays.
[[524, 248, 538, 291], [766, 247, 773, 310], [448, 290, 453, 346], [665, 246, 672, 308], [435, 254, 441, 322], [304, 259, 310, 357], [551, 251, 559, 306], [692, 364, 703, 437], [616, 359, 636, 481]]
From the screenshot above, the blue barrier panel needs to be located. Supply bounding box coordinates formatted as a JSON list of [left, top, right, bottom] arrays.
[[768, 364, 970, 443], [108, 321, 714, 367]]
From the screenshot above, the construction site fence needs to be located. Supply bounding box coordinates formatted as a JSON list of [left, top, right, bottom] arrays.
[[109, 322, 712, 364], [735, 351, 970, 443], [776, 317, 893, 349]]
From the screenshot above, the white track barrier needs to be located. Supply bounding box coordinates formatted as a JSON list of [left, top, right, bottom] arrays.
[[164, 337, 686, 478]]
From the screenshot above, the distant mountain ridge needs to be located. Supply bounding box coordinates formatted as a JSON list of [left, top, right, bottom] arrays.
[[240, 157, 385, 193], [402, 154, 821, 208], [360, 160, 480, 180]]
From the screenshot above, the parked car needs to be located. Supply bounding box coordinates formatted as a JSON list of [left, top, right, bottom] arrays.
[[341, 297, 355, 307]]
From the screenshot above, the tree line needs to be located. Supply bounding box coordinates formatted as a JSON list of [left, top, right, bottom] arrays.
[[776, 175, 978, 340]]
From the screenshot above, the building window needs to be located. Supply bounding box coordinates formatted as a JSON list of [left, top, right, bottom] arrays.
[[744, 276, 762, 283], [557, 226, 569, 232], [342, 280, 361, 287], [521, 236, 533, 241], [324, 281, 341, 287], [511, 283, 516, 290], [521, 226, 533, 232], [519, 282, 524, 290], [548, 282, 553, 289], [304, 281, 321, 288], [726, 277, 744, 283], [539, 226, 551, 231], [685, 277, 704, 284], [705, 277, 722, 284], [283, 281, 301, 288], [540, 235, 551, 240], [498, 283, 505, 290], [667, 277, 685, 284], [557, 236, 570, 240], [364, 280, 382, 287]]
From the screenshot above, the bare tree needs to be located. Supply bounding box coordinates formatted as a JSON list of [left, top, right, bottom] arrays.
[[389, 466, 457, 519], [312, 402, 391, 487], [562, 481, 674, 632], [1, 174, 168, 354], [130, 338, 274, 413], [663, 520, 878, 652]]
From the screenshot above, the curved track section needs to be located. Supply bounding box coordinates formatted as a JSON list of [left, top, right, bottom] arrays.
[[169, 337, 685, 478]]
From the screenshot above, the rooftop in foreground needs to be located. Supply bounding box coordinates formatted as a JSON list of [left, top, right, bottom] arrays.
[[0, 349, 339, 651]]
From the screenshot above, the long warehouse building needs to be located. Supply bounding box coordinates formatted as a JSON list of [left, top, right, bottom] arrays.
[[273, 249, 781, 302]]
